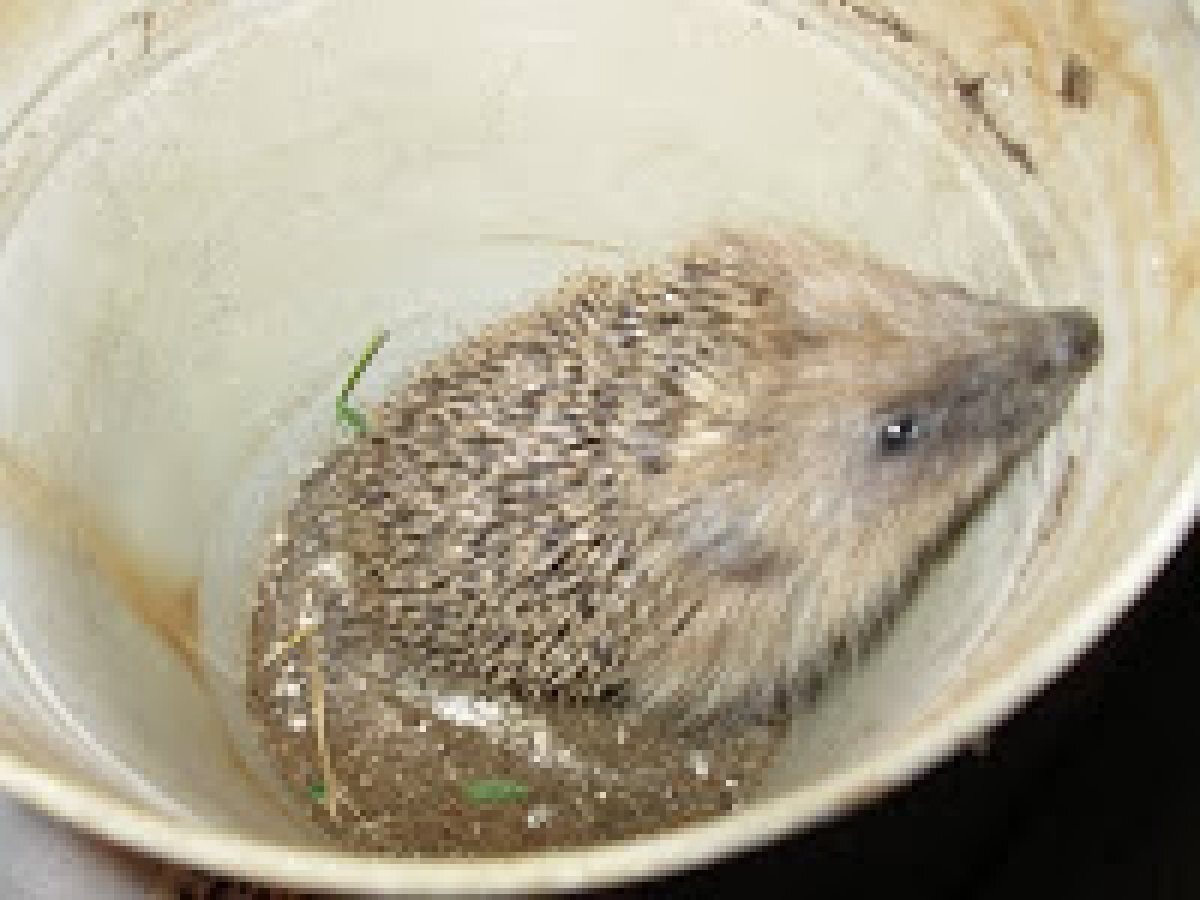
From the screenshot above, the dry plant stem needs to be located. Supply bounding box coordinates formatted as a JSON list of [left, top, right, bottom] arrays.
[[308, 632, 338, 820], [261, 623, 316, 669]]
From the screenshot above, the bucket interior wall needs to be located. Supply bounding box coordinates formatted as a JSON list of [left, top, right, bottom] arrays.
[[0, 0, 1196, 856]]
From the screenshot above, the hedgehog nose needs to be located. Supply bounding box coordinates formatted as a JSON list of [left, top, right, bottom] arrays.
[[1047, 308, 1102, 375]]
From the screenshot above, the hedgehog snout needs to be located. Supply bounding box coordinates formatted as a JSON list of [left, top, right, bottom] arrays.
[[1042, 308, 1102, 378]]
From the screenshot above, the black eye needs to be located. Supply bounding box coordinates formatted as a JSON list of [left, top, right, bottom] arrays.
[[880, 413, 924, 457]]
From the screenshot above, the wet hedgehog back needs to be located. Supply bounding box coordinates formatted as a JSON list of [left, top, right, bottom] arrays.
[[257, 235, 807, 707]]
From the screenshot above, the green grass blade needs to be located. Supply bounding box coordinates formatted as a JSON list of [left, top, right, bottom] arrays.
[[336, 329, 389, 434], [463, 779, 530, 805]]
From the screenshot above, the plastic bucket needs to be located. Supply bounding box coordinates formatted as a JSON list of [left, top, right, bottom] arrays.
[[0, 0, 1196, 893]]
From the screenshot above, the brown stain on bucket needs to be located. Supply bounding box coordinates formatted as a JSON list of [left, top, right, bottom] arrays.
[[1058, 54, 1095, 108], [984, 0, 1189, 458], [1171, 227, 1200, 312], [0, 443, 202, 676], [1065, 0, 1174, 215], [0, 446, 321, 834], [989, 0, 1173, 213]]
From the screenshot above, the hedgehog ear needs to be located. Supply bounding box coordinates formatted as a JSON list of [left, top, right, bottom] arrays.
[[661, 483, 780, 580]]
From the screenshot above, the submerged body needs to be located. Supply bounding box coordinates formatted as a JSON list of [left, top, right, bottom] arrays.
[[255, 230, 1101, 727]]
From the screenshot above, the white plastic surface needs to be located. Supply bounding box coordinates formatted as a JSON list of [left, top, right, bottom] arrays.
[[0, 0, 1195, 894]]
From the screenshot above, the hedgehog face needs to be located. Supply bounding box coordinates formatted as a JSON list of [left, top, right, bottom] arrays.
[[621, 234, 1100, 720]]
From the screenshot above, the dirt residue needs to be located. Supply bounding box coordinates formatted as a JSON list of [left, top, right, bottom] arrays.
[[818, 0, 1040, 175], [836, 0, 1176, 215], [1058, 54, 1096, 108], [987, 0, 1173, 214], [838, 0, 917, 43], [954, 73, 1037, 174]]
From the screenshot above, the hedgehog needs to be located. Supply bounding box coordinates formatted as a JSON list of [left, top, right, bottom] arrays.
[[255, 228, 1101, 725]]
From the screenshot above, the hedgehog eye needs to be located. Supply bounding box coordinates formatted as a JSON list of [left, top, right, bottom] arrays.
[[879, 413, 925, 457]]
